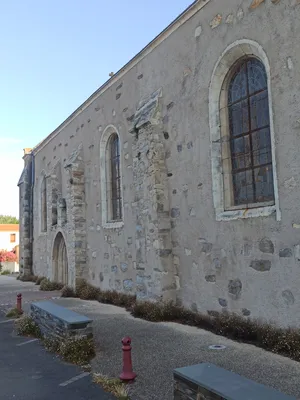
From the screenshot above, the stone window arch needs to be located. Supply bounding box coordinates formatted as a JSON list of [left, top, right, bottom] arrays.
[[100, 125, 124, 228], [209, 39, 280, 221], [40, 173, 47, 233]]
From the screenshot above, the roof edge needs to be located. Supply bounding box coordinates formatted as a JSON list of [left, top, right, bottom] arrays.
[[32, 0, 211, 155]]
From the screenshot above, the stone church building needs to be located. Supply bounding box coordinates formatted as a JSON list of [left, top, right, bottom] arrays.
[[18, 0, 300, 327]]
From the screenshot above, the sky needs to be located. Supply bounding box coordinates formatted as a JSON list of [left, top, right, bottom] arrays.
[[0, 0, 192, 218]]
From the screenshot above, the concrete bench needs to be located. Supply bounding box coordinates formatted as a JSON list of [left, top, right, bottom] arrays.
[[30, 301, 93, 339], [174, 363, 296, 400]]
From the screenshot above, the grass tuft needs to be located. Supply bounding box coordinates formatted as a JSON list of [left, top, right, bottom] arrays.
[[6, 307, 23, 318], [93, 374, 130, 399]]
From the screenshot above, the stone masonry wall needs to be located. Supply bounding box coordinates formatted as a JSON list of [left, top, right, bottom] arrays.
[[131, 88, 176, 300], [18, 152, 33, 276], [28, 0, 300, 327]]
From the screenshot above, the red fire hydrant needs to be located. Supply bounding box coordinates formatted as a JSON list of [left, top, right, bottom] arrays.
[[16, 293, 22, 313], [120, 336, 137, 382]]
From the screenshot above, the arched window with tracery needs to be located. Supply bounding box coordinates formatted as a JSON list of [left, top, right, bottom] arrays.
[[227, 57, 274, 207], [41, 176, 47, 232]]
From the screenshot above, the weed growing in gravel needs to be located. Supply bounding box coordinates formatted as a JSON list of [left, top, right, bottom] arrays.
[[93, 374, 130, 400], [14, 315, 42, 338]]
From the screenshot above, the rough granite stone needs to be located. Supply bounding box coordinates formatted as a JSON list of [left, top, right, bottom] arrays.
[[249, 260, 271, 272], [228, 279, 242, 299]]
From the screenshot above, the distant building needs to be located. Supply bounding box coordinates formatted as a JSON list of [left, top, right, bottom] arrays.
[[0, 224, 19, 253], [18, 0, 300, 328]]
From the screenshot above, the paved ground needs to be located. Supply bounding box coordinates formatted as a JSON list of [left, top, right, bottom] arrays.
[[1, 276, 300, 400], [50, 298, 300, 400], [0, 275, 61, 312], [0, 276, 114, 400]]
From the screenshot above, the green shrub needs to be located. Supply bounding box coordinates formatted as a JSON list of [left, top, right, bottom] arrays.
[[6, 307, 23, 318], [93, 374, 130, 399], [1, 269, 11, 275], [58, 336, 95, 365], [35, 276, 46, 285], [14, 315, 42, 338], [40, 278, 64, 291], [61, 285, 76, 298]]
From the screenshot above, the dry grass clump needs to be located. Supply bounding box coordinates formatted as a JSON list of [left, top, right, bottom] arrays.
[[19, 274, 38, 282], [6, 307, 23, 318], [40, 278, 64, 291], [61, 285, 76, 298], [35, 276, 46, 285], [44, 335, 95, 365], [14, 315, 42, 338], [93, 374, 130, 400]]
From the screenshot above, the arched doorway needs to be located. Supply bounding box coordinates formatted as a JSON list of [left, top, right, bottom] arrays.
[[52, 232, 68, 285]]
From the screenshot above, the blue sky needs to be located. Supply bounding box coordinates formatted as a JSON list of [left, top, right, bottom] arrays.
[[0, 0, 192, 217]]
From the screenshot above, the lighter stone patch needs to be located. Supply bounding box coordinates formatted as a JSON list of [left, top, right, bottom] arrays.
[[287, 57, 294, 70], [185, 248, 192, 256], [192, 262, 198, 269], [189, 208, 196, 216], [125, 153, 129, 160], [210, 14, 222, 29], [225, 14, 234, 24], [112, 109, 116, 116], [282, 290, 295, 305], [194, 25, 202, 37], [92, 251, 97, 258], [123, 141, 128, 149], [284, 176, 296, 189], [237, 8, 244, 19]]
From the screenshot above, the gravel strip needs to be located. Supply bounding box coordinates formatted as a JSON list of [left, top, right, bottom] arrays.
[[52, 298, 300, 400]]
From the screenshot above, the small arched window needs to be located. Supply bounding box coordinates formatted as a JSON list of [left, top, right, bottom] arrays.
[[107, 133, 122, 221], [227, 57, 274, 206], [41, 176, 47, 232]]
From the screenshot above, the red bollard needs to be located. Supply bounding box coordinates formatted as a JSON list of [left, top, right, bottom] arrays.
[[16, 293, 22, 313], [120, 336, 137, 382]]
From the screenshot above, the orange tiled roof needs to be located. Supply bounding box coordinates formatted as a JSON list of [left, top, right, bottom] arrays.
[[0, 224, 19, 232]]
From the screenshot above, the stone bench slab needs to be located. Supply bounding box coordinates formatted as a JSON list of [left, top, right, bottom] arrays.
[[174, 363, 296, 400], [30, 301, 93, 339], [31, 301, 92, 326]]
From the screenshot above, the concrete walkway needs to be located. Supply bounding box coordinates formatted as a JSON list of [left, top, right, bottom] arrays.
[[51, 297, 300, 400]]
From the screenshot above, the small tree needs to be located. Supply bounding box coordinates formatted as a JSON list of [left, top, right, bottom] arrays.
[[0, 215, 19, 224]]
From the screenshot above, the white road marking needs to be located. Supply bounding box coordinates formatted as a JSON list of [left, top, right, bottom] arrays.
[[59, 372, 90, 387], [0, 319, 14, 324], [17, 339, 39, 346]]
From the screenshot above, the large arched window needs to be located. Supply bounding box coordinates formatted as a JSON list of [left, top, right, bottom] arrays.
[[228, 57, 274, 206], [209, 39, 280, 221], [41, 176, 47, 232], [100, 125, 124, 228], [108, 133, 122, 221]]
